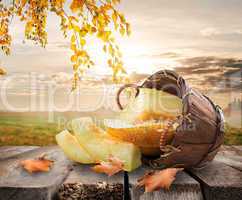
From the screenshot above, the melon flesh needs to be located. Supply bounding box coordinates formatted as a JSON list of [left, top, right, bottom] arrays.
[[70, 117, 142, 171], [56, 130, 94, 163], [104, 119, 175, 156], [120, 88, 182, 124]]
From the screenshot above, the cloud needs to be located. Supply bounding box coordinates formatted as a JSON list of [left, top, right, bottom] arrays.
[[200, 28, 221, 37], [149, 52, 181, 59], [52, 72, 72, 84], [235, 30, 242, 34], [175, 56, 242, 93], [136, 52, 182, 60], [200, 27, 242, 38]]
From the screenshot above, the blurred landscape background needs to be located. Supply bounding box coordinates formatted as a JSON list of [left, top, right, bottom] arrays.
[[0, 0, 241, 146]]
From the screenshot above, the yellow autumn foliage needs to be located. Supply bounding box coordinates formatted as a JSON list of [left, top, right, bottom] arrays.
[[0, 0, 130, 88]]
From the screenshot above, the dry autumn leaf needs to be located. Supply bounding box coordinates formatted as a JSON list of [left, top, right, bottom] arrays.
[[20, 155, 54, 173], [137, 168, 183, 192], [92, 156, 124, 176]]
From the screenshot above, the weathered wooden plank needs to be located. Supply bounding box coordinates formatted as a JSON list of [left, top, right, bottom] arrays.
[[215, 151, 242, 171], [189, 161, 242, 200], [215, 145, 242, 171], [0, 146, 72, 200], [0, 146, 39, 160], [215, 155, 242, 171], [220, 145, 242, 156], [1, 145, 241, 200], [64, 163, 124, 184], [58, 163, 124, 200], [128, 166, 203, 200], [233, 145, 242, 153]]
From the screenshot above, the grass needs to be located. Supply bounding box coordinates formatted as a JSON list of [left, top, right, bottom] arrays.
[[0, 116, 60, 146], [0, 112, 241, 146], [224, 125, 242, 145]]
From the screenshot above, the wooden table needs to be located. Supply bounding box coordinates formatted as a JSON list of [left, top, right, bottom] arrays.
[[0, 145, 241, 200]]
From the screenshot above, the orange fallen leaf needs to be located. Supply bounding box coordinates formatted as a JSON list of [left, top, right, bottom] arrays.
[[92, 156, 124, 176], [137, 168, 183, 192], [20, 155, 54, 173]]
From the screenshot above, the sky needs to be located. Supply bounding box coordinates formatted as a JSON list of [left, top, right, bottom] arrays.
[[120, 0, 242, 56], [2, 0, 242, 72], [0, 0, 241, 111]]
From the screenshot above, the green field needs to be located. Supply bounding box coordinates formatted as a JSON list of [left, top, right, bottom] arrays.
[[0, 114, 60, 146], [0, 111, 115, 146], [224, 125, 242, 145], [0, 112, 241, 146]]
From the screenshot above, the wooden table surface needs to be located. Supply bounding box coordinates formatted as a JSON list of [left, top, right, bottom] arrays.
[[0, 145, 241, 200]]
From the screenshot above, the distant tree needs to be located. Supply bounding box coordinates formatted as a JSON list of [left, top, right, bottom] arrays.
[[0, 0, 130, 88]]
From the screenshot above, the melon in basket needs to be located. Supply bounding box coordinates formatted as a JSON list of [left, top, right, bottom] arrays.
[[104, 88, 183, 156], [104, 119, 177, 156], [119, 88, 183, 124]]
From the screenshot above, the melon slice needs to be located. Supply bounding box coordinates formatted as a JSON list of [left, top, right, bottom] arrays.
[[56, 130, 94, 163], [71, 117, 141, 171], [104, 119, 176, 156], [120, 88, 182, 124]]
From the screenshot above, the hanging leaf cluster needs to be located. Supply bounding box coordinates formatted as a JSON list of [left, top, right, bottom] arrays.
[[0, 0, 131, 87]]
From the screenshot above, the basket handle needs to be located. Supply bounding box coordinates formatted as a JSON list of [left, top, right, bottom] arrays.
[[141, 69, 179, 87], [116, 84, 140, 110]]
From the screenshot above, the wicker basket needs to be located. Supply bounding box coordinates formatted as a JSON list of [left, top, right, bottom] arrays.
[[116, 70, 225, 169]]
